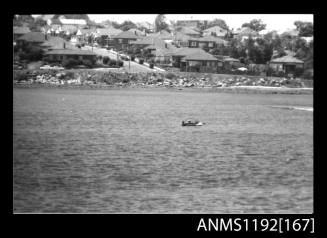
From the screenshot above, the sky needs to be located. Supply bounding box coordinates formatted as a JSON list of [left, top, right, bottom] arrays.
[[87, 14, 313, 32]]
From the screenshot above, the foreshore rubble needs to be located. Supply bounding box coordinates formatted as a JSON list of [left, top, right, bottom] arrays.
[[13, 69, 313, 94]]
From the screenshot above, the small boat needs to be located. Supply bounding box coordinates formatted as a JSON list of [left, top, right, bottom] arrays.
[[182, 120, 205, 126]]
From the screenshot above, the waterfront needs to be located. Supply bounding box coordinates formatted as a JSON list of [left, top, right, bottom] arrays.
[[13, 88, 313, 213]]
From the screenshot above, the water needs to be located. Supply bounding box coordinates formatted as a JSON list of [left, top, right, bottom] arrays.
[[13, 88, 313, 213]]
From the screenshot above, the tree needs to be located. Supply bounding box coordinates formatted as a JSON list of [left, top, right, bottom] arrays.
[[294, 21, 313, 37], [29, 18, 47, 32], [117, 20, 137, 31], [53, 14, 90, 20], [206, 18, 229, 30], [154, 14, 169, 32], [13, 15, 35, 27], [242, 19, 266, 32]]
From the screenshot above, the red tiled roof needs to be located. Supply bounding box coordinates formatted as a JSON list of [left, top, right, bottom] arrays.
[[131, 36, 166, 47], [182, 51, 218, 61], [167, 47, 206, 56], [177, 27, 201, 35], [270, 55, 304, 63], [45, 49, 96, 56], [41, 36, 75, 50], [190, 36, 229, 45], [112, 31, 141, 39], [97, 27, 122, 37]]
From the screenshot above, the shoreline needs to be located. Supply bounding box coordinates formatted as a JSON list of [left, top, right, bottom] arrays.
[[13, 83, 313, 95]]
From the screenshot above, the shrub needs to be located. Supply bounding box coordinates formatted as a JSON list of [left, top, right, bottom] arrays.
[[103, 56, 110, 65], [149, 63, 154, 69], [62, 59, 80, 69], [118, 60, 124, 67], [139, 59, 144, 64], [294, 67, 304, 78], [131, 55, 135, 61], [13, 70, 29, 81], [82, 59, 94, 68], [165, 72, 176, 79], [109, 59, 118, 67], [302, 69, 313, 79]]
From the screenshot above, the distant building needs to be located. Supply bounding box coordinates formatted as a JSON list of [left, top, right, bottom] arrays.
[[13, 26, 31, 41], [180, 50, 219, 73], [176, 20, 208, 29], [16, 32, 47, 46], [269, 55, 304, 75], [176, 26, 201, 38], [203, 25, 228, 38], [112, 31, 141, 51], [44, 49, 97, 64], [188, 36, 229, 50]]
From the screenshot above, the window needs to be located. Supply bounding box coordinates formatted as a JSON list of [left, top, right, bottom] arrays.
[[208, 42, 213, 47], [191, 41, 197, 47], [119, 39, 123, 43]]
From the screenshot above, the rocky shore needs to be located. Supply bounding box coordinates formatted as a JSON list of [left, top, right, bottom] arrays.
[[13, 69, 313, 94]]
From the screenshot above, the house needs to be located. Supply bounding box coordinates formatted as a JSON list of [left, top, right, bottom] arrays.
[[128, 28, 146, 37], [166, 47, 207, 67], [180, 51, 219, 73], [176, 20, 208, 29], [136, 22, 154, 33], [203, 25, 228, 38], [40, 36, 75, 51], [112, 31, 141, 51], [269, 55, 304, 75], [16, 32, 47, 46], [188, 36, 229, 50], [173, 32, 191, 47], [94, 27, 123, 47], [148, 30, 173, 42], [130, 36, 176, 64], [44, 49, 97, 64], [13, 26, 31, 41], [221, 56, 241, 70]]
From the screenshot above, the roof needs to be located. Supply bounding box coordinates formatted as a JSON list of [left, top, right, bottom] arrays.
[[131, 36, 166, 47], [270, 55, 304, 64], [128, 28, 145, 36], [59, 19, 87, 25], [190, 36, 229, 45], [96, 27, 122, 37], [182, 51, 218, 61], [173, 32, 191, 41], [112, 31, 141, 39], [222, 56, 240, 62], [147, 30, 172, 40], [18, 32, 46, 42], [167, 47, 206, 57], [136, 21, 154, 29], [13, 26, 30, 35], [203, 25, 227, 36], [177, 27, 201, 35], [61, 25, 78, 33], [49, 18, 62, 25], [41, 36, 75, 50], [80, 28, 95, 35], [45, 49, 96, 56]]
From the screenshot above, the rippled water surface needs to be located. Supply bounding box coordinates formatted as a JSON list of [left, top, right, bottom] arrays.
[[13, 88, 313, 213]]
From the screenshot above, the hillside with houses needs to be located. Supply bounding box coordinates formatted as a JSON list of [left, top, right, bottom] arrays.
[[13, 14, 313, 85]]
